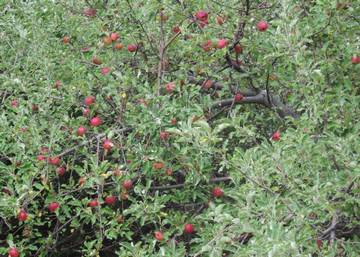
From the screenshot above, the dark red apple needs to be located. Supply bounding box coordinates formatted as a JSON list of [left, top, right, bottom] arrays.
[[234, 93, 244, 102], [48, 202, 60, 212], [160, 131, 169, 141], [184, 223, 195, 234], [212, 187, 224, 198], [56, 166, 66, 176], [234, 44, 243, 54], [18, 209, 28, 222], [127, 44, 137, 52], [351, 55, 360, 64], [48, 156, 61, 166], [271, 131, 280, 141], [103, 139, 113, 150], [88, 199, 99, 207], [123, 179, 133, 190], [105, 195, 117, 205]]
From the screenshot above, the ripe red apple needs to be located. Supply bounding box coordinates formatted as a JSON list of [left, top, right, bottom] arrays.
[[212, 187, 224, 198], [8, 247, 19, 257], [114, 43, 123, 50], [48, 202, 60, 212], [63, 36, 70, 44], [83, 108, 90, 117], [216, 15, 224, 25], [56, 166, 66, 176], [103, 36, 112, 45], [171, 118, 177, 125], [153, 162, 164, 170], [202, 40, 213, 52], [351, 55, 360, 64], [83, 7, 97, 17], [257, 20, 269, 32], [217, 39, 228, 49], [36, 155, 46, 161], [103, 139, 113, 150], [184, 223, 195, 234], [92, 56, 102, 65], [160, 131, 169, 141], [101, 67, 111, 75], [105, 195, 117, 205], [271, 131, 281, 141], [88, 199, 99, 207], [110, 32, 119, 41], [77, 126, 86, 136], [48, 156, 61, 166], [18, 209, 28, 222], [84, 96, 95, 106], [165, 82, 176, 93], [154, 231, 164, 241], [127, 44, 137, 52], [234, 44, 243, 54], [90, 116, 102, 127], [316, 239, 322, 249], [172, 26, 181, 33], [195, 10, 208, 21], [11, 99, 18, 108], [123, 179, 133, 190], [234, 93, 244, 102]]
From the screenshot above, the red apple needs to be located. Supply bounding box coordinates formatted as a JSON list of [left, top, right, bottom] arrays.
[[48, 202, 60, 212], [160, 131, 169, 141], [128, 44, 137, 52], [88, 199, 99, 207], [37, 155, 46, 161], [18, 209, 28, 222], [257, 20, 269, 31], [184, 223, 195, 234], [48, 156, 61, 166], [8, 247, 19, 257], [234, 44, 243, 54], [271, 131, 281, 141], [171, 118, 177, 125], [92, 56, 102, 65], [101, 67, 111, 75], [57, 166, 66, 176], [105, 195, 117, 205], [202, 40, 213, 52], [217, 39, 228, 49], [195, 10, 208, 21], [83, 108, 90, 117], [11, 99, 18, 108], [90, 116, 102, 127], [212, 187, 224, 198], [165, 82, 176, 93], [103, 139, 113, 150], [351, 55, 360, 64], [77, 126, 86, 136], [154, 231, 164, 241], [110, 32, 119, 41], [172, 26, 181, 33], [234, 93, 244, 102], [84, 96, 95, 106], [123, 179, 133, 190]]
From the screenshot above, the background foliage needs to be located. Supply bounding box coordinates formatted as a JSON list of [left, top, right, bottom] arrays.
[[0, 0, 359, 256]]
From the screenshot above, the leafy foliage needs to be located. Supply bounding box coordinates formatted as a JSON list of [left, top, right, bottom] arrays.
[[0, 0, 359, 256]]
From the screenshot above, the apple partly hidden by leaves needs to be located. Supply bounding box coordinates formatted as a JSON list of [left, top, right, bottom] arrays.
[[56, 166, 66, 176], [83, 108, 90, 117], [48, 156, 61, 166], [154, 231, 164, 241], [172, 26, 181, 34], [18, 209, 28, 222], [351, 55, 360, 64], [88, 199, 99, 208], [8, 247, 20, 257], [160, 131, 170, 141], [212, 187, 224, 198], [234, 93, 244, 102], [103, 139, 113, 150], [217, 39, 228, 49], [110, 32, 119, 41], [92, 56, 102, 65], [48, 202, 60, 212], [123, 179, 133, 190], [105, 195, 117, 205], [234, 44, 243, 54], [271, 130, 281, 141], [84, 96, 95, 106]]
